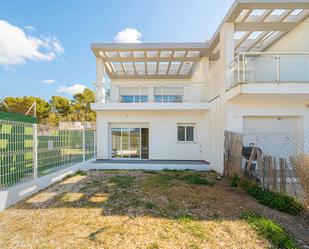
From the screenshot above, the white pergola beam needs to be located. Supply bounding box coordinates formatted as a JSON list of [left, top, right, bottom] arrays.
[[166, 51, 175, 75], [235, 31, 252, 49], [235, 21, 297, 31], [240, 9, 252, 22], [260, 9, 273, 22], [101, 57, 201, 63], [176, 51, 188, 75], [278, 9, 294, 21], [246, 31, 269, 51]]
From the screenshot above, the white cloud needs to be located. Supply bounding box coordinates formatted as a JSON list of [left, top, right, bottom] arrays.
[[0, 20, 64, 67], [41, 79, 56, 85], [56, 84, 86, 95], [114, 28, 142, 43], [24, 25, 36, 31]]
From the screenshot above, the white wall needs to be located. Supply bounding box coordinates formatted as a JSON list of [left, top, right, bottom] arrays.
[[96, 110, 210, 162], [226, 96, 309, 133], [267, 18, 309, 52]]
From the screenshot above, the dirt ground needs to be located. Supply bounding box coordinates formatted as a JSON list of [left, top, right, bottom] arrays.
[[0, 170, 308, 249]]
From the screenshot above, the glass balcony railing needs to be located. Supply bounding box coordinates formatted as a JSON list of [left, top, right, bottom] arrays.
[[227, 52, 309, 89], [97, 82, 208, 103]]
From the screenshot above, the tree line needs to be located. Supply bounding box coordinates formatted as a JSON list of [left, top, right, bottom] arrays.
[[0, 88, 96, 125]]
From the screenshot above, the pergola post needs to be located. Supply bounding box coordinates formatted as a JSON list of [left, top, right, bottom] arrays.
[[95, 57, 106, 103], [220, 22, 235, 91]]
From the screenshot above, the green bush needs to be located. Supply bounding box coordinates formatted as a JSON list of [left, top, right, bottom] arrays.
[[230, 174, 240, 187], [241, 212, 299, 249], [231, 176, 303, 216]]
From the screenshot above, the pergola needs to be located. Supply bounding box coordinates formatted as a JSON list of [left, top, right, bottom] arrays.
[[91, 43, 209, 79], [209, 0, 309, 56], [91, 0, 309, 79]]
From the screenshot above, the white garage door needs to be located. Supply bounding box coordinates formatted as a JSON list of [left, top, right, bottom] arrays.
[[243, 116, 297, 133], [243, 116, 298, 157]]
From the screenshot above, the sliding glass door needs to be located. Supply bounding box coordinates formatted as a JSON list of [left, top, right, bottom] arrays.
[[111, 128, 148, 159]]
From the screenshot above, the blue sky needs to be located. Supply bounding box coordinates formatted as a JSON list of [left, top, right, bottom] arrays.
[[0, 0, 234, 100]]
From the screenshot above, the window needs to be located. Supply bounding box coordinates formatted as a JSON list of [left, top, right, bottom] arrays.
[[154, 95, 182, 102], [177, 124, 195, 142], [120, 95, 148, 103]]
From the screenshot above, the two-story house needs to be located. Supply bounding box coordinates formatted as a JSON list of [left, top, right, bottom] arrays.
[[91, 0, 309, 173]]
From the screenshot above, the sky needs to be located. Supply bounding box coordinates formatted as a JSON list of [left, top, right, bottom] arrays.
[[0, 0, 234, 100]]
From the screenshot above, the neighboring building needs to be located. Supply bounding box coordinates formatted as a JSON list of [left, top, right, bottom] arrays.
[[59, 122, 96, 130], [91, 0, 309, 173]]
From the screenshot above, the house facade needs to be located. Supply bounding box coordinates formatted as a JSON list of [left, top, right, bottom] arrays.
[[91, 0, 309, 173]]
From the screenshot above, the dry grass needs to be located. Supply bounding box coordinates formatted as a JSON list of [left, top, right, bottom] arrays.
[[0, 170, 307, 249]]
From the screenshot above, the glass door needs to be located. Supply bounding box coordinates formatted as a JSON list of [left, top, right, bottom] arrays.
[[111, 128, 148, 159]]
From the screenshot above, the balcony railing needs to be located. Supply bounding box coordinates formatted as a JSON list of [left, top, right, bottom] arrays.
[[99, 82, 208, 103], [227, 52, 309, 89]]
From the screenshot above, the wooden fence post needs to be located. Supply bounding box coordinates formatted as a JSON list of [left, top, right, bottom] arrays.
[[279, 158, 286, 193], [269, 156, 275, 191], [257, 149, 264, 189]]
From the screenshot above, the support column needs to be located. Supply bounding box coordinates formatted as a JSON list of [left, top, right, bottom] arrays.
[[201, 57, 210, 101], [95, 57, 106, 103], [210, 23, 235, 174], [220, 23, 235, 92]]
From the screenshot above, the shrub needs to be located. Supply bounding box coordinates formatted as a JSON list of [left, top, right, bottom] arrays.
[[241, 212, 299, 249], [231, 177, 303, 215], [230, 174, 240, 187]]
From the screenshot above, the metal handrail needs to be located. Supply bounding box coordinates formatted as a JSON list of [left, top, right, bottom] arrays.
[[227, 52, 309, 89], [99, 82, 209, 103]]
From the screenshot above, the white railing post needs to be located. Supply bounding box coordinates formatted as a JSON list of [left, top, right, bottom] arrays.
[[276, 54, 280, 83], [237, 55, 240, 84], [93, 130, 96, 159], [183, 83, 187, 102], [33, 123, 38, 179], [116, 85, 119, 103], [82, 127, 85, 162], [138, 84, 142, 102], [161, 84, 164, 102], [242, 53, 246, 82]]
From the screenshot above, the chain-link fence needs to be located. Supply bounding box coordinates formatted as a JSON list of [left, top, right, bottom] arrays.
[[0, 119, 96, 189], [243, 132, 309, 206], [225, 131, 309, 207], [243, 132, 309, 159]]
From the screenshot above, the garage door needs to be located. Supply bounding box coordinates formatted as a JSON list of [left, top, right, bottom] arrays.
[[243, 116, 298, 157], [243, 116, 297, 134]]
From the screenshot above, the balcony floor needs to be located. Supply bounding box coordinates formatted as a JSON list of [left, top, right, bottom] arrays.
[[91, 102, 210, 111]]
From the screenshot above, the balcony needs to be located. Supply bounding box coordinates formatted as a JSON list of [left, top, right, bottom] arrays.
[[91, 82, 210, 111], [227, 52, 309, 90]]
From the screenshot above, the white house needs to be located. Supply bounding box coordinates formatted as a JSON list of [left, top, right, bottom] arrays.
[[91, 0, 309, 173]]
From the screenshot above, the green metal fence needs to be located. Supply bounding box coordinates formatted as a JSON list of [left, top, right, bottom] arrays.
[[0, 120, 34, 189], [0, 119, 96, 189]]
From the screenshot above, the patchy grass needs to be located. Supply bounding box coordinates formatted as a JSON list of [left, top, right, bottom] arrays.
[[178, 173, 212, 186], [242, 212, 299, 249], [145, 202, 156, 209], [0, 170, 307, 249], [108, 175, 135, 188]]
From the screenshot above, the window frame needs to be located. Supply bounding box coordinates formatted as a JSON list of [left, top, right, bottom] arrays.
[[177, 123, 196, 143], [120, 95, 148, 103], [154, 95, 183, 103]]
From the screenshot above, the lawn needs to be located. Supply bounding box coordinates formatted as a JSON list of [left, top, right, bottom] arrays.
[[0, 170, 308, 249]]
